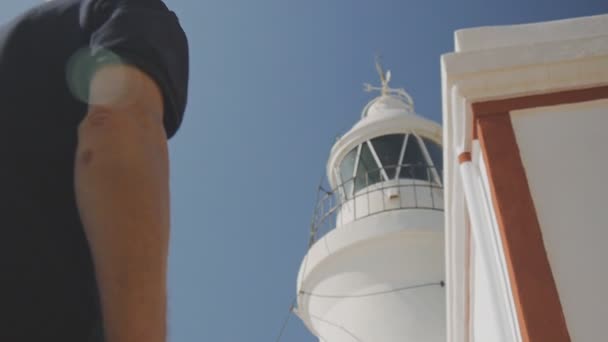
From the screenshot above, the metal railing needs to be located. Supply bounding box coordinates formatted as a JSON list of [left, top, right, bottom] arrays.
[[308, 164, 444, 248]]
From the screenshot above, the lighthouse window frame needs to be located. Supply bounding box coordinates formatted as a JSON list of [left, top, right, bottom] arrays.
[[399, 133, 430, 181], [367, 142, 391, 182], [336, 144, 363, 200], [350, 144, 362, 197], [395, 134, 409, 178], [419, 136, 443, 186], [368, 134, 406, 180], [338, 147, 358, 198], [354, 142, 383, 193], [336, 133, 442, 199]]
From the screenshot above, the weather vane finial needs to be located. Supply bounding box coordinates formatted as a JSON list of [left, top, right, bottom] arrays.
[[363, 55, 416, 111], [364, 55, 392, 96], [376, 55, 391, 96]]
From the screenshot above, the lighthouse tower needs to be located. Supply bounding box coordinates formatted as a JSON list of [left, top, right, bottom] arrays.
[[295, 62, 446, 341]]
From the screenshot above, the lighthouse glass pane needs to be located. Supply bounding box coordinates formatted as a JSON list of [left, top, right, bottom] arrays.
[[422, 137, 443, 182], [354, 142, 381, 193], [339, 148, 358, 197], [399, 135, 429, 181], [370, 134, 405, 179]]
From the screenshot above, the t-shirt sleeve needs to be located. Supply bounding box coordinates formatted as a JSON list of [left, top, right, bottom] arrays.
[[79, 0, 189, 139]]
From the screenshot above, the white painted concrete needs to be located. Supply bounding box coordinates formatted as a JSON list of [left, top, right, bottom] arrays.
[[455, 14, 608, 52], [471, 242, 502, 342], [511, 99, 608, 342], [298, 208, 444, 290], [298, 224, 445, 342]]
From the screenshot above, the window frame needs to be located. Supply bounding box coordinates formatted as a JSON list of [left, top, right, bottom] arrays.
[[354, 141, 383, 193], [395, 134, 410, 179], [335, 133, 443, 198], [366, 140, 391, 182], [416, 134, 443, 186]]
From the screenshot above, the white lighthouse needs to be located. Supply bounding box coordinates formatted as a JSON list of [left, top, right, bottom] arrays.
[[295, 62, 446, 341]]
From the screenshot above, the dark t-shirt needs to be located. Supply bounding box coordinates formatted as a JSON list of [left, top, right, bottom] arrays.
[[0, 0, 188, 340]]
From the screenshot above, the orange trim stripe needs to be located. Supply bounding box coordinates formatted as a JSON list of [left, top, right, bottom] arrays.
[[473, 85, 608, 116], [476, 114, 570, 342]]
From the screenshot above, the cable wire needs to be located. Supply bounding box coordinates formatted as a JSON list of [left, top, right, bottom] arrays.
[[300, 281, 444, 299], [274, 298, 296, 342], [308, 312, 363, 342]]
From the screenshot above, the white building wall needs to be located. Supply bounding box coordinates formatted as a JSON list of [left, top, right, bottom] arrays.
[[442, 13, 608, 342], [511, 99, 608, 342], [471, 243, 503, 342]]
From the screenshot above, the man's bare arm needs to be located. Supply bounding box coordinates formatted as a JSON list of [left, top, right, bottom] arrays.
[[75, 65, 170, 342]]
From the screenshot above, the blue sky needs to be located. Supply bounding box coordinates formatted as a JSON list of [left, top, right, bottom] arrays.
[[2, 0, 607, 341]]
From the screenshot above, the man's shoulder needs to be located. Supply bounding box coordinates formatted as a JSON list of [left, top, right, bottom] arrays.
[[0, 0, 81, 48], [0, 0, 189, 138]]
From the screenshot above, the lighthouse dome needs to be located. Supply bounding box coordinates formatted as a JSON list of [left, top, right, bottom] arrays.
[[362, 93, 415, 120]]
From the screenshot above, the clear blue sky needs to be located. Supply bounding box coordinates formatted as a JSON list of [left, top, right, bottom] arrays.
[[2, 0, 607, 341]]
